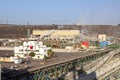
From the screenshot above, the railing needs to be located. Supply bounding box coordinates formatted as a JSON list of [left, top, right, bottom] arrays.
[[2, 49, 111, 80]]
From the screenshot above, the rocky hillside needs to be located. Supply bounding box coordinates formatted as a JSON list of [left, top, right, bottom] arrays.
[[0, 24, 118, 39]]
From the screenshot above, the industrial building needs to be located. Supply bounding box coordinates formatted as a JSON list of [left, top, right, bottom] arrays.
[[32, 30, 80, 48], [32, 30, 80, 39]]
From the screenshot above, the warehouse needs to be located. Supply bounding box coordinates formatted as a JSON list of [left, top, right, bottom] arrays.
[[32, 30, 80, 38], [32, 30, 80, 48]]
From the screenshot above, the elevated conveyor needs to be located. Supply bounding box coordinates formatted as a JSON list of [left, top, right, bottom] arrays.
[[79, 49, 120, 80]]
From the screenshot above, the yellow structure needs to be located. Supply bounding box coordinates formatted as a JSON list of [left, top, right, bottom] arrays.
[[32, 30, 80, 38], [0, 57, 12, 62], [32, 30, 80, 48], [81, 45, 87, 49]]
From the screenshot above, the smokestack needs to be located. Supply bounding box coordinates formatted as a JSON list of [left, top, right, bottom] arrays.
[[27, 29, 31, 39]]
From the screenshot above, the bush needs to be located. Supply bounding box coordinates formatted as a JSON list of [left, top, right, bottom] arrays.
[[108, 44, 120, 49], [47, 49, 56, 58], [29, 52, 35, 57]]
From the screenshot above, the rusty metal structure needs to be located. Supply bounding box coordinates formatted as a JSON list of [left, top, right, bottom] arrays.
[[2, 49, 112, 80]]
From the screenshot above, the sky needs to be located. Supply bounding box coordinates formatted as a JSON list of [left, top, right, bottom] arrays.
[[0, 0, 120, 25]]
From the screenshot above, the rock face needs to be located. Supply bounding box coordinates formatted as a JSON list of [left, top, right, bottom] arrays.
[[0, 24, 118, 39]]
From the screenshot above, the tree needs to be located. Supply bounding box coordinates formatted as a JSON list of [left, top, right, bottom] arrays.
[[47, 49, 56, 58], [29, 52, 35, 57]]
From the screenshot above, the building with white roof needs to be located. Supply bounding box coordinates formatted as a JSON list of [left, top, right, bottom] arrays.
[[14, 40, 51, 59]]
